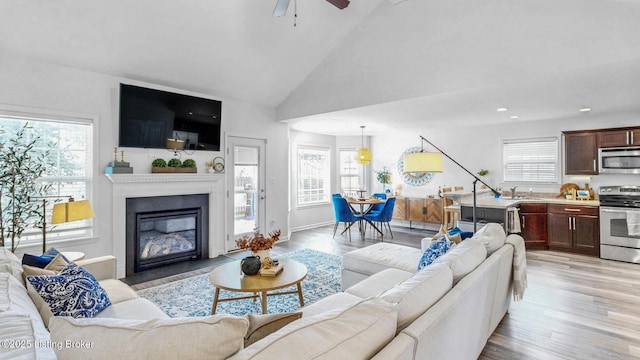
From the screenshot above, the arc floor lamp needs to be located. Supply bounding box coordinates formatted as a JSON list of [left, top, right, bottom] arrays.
[[403, 135, 501, 232], [30, 196, 95, 253]]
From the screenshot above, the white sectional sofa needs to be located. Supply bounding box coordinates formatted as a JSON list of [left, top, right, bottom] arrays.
[[0, 223, 525, 359]]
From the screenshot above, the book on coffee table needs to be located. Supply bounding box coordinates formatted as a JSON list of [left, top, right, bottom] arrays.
[[259, 264, 284, 277]]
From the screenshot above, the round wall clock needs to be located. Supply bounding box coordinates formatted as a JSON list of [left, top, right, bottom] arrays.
[[397, 147, 435, 186], [212, 157, 225, 172]]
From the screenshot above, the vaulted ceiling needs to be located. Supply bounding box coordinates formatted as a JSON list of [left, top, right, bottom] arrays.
[[1, 0, 639, 136]]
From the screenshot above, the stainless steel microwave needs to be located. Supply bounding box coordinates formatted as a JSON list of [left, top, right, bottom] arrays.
[[599, 146, 640, 174]]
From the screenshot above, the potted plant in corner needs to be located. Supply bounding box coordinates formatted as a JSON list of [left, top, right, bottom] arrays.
[[0, 124, 54, 252]]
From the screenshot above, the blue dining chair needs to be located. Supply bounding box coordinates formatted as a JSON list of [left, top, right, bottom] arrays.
[[364, 197, 396, 239], [332, 196, 363, 241], [370, 193, 387, 213]]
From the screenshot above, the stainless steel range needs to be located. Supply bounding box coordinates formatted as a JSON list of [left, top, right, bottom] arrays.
[[599, 185, 640, 264]]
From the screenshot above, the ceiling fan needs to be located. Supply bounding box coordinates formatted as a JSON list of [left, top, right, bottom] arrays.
[[273, 0, 350, 17]]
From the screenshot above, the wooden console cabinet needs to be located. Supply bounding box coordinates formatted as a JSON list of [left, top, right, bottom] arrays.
[[519, 203, 548, 250], [547, 204, 599, 256], [393, 196, 443, 225]]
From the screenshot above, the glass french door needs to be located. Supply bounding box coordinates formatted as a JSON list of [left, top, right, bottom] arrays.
[[226, 136, 266, 251]]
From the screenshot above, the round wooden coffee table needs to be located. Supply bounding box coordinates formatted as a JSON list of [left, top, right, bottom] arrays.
[[209, 258, 307, 314]]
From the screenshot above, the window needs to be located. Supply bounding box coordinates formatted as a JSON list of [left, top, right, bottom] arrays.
[[503, 137, 559, 183], [297, 146, 330, 206], [0, 111, 93, 246], [339, 149, 360, 197]]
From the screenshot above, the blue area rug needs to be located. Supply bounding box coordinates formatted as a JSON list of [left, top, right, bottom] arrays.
[[137, 249, 342, 317]]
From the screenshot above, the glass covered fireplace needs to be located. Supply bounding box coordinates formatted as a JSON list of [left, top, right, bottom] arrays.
[[126, 194, 209, 275]]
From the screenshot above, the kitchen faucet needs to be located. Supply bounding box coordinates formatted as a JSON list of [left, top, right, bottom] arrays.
[[510, 186, 518, 199]]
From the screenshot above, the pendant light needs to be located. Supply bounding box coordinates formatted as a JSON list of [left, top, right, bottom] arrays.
[[355, 125, 372, 165]]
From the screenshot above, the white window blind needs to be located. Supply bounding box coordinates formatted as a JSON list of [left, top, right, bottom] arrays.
[[503, 137, 558, 183], [297, 146, 330, 206]]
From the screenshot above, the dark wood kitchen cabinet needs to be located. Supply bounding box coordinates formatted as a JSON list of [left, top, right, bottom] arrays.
[[598, 127, 640, 148], [563, 131, 598, 175], [519, 203, 547, 249], [547, 204, 599, 256]]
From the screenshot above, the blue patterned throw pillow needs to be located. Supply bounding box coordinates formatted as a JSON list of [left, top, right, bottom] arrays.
[[417, 236, 454, 270], [27, 263, 111, 318]]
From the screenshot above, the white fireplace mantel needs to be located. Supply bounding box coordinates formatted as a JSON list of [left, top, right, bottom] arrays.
[[106, 173, 226, 278]]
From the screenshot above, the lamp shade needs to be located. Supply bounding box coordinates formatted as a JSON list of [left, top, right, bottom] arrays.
[[166, 138, 185, 150], [403, 152, 443, 173], [355, 147, 372, 164], [51, 199, 95, 224]]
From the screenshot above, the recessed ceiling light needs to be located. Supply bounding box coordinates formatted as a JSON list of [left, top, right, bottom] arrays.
[[510, 115, 520, 119], [496, 108, 508, 112], [579, 107, 592, 112]]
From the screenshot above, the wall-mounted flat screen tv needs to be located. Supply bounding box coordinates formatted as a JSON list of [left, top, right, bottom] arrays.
[[119, 84, 222, 151]]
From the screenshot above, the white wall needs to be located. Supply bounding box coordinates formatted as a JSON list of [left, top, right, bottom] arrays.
[[0, 55, 289, 261], [372, 114, 640, 200]]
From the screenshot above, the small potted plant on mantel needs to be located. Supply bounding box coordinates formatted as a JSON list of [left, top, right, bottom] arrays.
[[151, 158, 197, 173]]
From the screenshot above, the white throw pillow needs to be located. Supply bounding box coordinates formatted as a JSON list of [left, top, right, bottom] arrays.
[[468, 223, 506, 255], [230, 297, 397, 360], [49, 315, 249, 360], [432, 240, 487, 283], [378, 263, 453, 331]]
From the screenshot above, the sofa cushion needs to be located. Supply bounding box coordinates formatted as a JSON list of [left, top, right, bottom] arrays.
[[42, 253, 69, 272], [432, 240, 487, 284], [342, 243, 423, 275], [417, 237, 455, 270], [98, 279, 139, 304], [0, 311, 57, 360], [467, 223, 506, 255], [345, 268, 413, 299], [244, 312, 302, 347], [49, 314, 249, 360], [22, 253, 54, 268], [300, 292, 362, 318], [232, 298, 397, 360], [26, 263, 111, 320], [0, 247, 24, 284], [378, 263, 453, 331], [95, 297, 168, 320], [22, 264, 57, 278], [0, 274, 56, 359]]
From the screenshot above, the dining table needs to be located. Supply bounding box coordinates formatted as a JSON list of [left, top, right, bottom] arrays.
[[346, 197, 386, 239]]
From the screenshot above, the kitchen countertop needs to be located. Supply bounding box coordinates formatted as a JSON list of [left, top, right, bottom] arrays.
[[458, 195, 599, 209]]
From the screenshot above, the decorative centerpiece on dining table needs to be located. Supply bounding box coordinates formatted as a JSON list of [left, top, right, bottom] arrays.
[[235, 230, 281, 271]]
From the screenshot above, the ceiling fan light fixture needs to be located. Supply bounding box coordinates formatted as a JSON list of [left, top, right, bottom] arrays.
[[326, 0, 350, 10]]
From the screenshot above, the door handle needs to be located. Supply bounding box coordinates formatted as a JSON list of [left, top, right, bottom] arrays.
[[522, 216, 525, 229], [568, 217, 572, 230], [593, 159, 596, 172], [573, 217, 576, 231]]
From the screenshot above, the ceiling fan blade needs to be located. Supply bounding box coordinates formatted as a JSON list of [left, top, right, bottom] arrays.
[[273, 0, 291, 17], [326, 0, 350, 10]]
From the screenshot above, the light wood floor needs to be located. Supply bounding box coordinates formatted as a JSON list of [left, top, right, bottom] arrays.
[[129, 224, 640, 359]]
